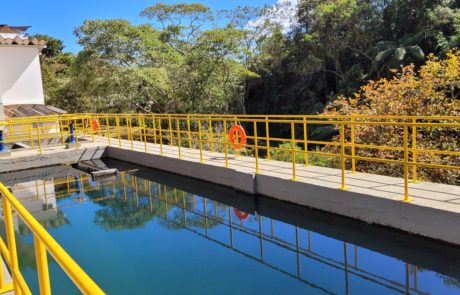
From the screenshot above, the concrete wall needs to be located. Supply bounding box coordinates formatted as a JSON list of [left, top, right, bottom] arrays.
[[104, 146, 460, 246], [0, 47, 44, 106]]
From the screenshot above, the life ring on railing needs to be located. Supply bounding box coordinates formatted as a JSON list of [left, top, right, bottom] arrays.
[[92, 118, 100, 131], [234, 208, 249, 220], [228, 125, 247, 150]]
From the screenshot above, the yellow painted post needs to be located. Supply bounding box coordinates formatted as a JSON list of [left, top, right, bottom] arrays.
[[412, 118, 418, 183], [34, 236, 51, 295], [2, 197, 21, 295], [198, 119, 204, 163], [159, 118, 163, 155], [152, 114, 157, 144], [0, 248, 5, 291], [209, 116, 214, 152], [291, 121, 297, 180], [128, 117, 134, 150], [105, 116, 110, 145], [141, 115, 147, 152], [402, 125, 413, 202], [265, 116, 270, 161], [254, 120, 259, 174], [176, 118, 181, 159], [351, 117, 356, 173], [339, 123, 348, 190], [303, 117, 308, 166], [234, 117, 240, 157], [116, 116, 121, 147], [89, 116, 95, 143], [73, 118, 79, 149], [58, 118, 64, 147], [36, 122, 43, 154], [187, 115, 192, 149], [168, 115, 173, 146], [223, 119, 229, 168], [28, 122, 35, 148]]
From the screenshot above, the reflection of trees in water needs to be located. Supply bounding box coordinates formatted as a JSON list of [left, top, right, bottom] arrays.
[[85, 175, 226, 232], [415, 266, 460, 290], [93, 198, 155, 230]]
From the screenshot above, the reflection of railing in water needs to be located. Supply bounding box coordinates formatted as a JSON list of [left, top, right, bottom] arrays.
[[63, 173, 425, 295]]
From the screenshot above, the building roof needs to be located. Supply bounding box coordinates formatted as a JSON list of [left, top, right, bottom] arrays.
[[3, 104, 67, 119], [0, 24, 46, 48]]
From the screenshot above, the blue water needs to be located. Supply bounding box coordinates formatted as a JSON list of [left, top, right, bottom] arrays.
[[5, 163, 460, 294]]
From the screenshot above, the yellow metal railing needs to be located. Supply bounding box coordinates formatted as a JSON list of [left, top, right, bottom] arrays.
[[1, 113, 459, 201], [0, 182, 105, 294]]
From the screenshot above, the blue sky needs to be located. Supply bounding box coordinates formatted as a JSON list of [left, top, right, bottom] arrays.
[[2, 0, 277, 53]]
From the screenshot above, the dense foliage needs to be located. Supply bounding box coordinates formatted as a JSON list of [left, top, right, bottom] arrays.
[[323, 51, 460, 184], [41, 1, 460, 116]]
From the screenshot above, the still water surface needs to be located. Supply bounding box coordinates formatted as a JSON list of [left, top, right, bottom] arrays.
[[3, 162, 460, 294]]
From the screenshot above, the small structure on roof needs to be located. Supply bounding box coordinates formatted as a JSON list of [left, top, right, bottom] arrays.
[[0, 24, 65, 120]]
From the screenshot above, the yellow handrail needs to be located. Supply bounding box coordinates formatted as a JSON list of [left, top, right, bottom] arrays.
[[0, 182, 105, 295], [1, 113, 459, 202]]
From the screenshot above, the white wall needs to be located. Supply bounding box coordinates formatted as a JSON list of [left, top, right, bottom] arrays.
[[0, 46, 45, 106]]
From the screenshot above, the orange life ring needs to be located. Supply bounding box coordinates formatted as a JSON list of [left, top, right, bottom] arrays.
[[234, 208, 249, 220], [92, 118, 100, 131], [228, 124, 247, 150]]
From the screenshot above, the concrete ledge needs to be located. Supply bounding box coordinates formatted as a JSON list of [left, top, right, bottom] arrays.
[[106, 147, 256, 194], [0, 145, 107, 173], [255, 173, 460, 246], [105, 145, 460, 246]]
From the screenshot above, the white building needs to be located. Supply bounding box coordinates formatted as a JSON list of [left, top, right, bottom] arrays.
[[0, 24, 65, 120]]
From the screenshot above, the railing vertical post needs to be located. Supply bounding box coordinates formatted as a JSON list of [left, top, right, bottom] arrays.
[[141, 115, 147, 152], [152, 114, 157, 145], [303, 117, 308, 166], [89, 115, 95, 143], [253, 120, 259, 174], [28, 122, 35, 148], [412, 118, 418, 183], [105, 116, 111, 146], [291, 121, 297, 180], [168, 115, 173, 146], [128, 116, 134, 150], [223, 119, 229, 168], [265, 116, 270, 160], [187, 115, 192, 149], [34, 236, 51, 295], [116, 116, 121, 147], [209, 116, 214, 153], [59, 117, 65, 147], [74, 118, 80, 149], [402, 125, 413, 202], [36, 122, 43, 154], [158, 118, 163, 155], [351, 117, 356, 173], [339, 123, 348, 190], [2, 196, 21, 295], [176, 118, 181, 159], [198, 119, 203, 163]]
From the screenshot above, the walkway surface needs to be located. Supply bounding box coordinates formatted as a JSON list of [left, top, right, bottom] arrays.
[[93, 136, 460, 210]]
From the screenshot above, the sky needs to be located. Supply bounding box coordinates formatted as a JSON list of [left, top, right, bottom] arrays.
[[2, 0, 281, 53]]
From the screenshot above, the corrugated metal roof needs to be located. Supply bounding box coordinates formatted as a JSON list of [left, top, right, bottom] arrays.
[[3, 104, 67, 119]]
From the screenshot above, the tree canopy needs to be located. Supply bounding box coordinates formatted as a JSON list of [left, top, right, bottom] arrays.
[[41, 1, 460, 117]]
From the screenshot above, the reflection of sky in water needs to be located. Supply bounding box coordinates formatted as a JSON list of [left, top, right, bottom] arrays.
[[6, 171, 460, 295]]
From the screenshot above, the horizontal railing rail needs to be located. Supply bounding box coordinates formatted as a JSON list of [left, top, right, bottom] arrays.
[[0, 182, 105, 294], [1, 113, 459, 201]]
